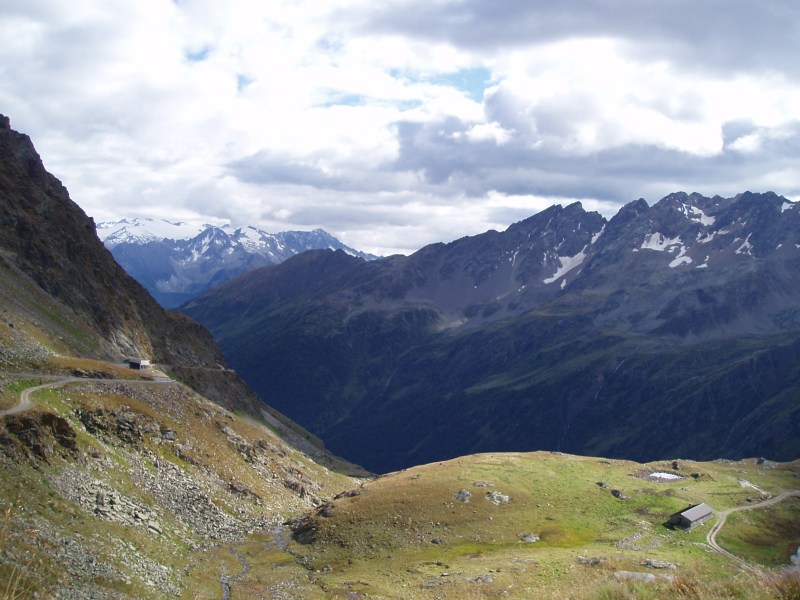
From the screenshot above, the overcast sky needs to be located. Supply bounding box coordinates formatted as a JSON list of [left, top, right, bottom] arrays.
[[2, 1, 799, 255]]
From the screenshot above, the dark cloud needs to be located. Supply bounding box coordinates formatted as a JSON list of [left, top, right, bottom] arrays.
[[229, 152, 343, 188], [388, 112, 800, 205], [357, 1, 800, 77]]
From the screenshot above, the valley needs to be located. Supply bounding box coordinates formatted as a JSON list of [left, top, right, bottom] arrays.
[[184, 193, 800, 473], [1, 115, 799, 598]]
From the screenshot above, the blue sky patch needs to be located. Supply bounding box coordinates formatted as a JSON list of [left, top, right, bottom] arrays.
[[185, 46, 211, 62], [429, 67, 492, 102]]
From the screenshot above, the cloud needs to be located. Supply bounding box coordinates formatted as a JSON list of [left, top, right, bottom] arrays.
[[1, 0, 799, 256], [357, 1, 800, 77]]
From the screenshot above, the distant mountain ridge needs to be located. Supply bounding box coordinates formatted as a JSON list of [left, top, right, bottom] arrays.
[[97, 218, 379, 307], [183, 191, 800, 472]]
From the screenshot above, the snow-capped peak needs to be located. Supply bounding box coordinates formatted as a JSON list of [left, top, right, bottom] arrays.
[[97, 218, 212, 247]]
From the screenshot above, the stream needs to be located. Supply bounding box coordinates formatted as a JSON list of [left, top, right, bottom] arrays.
[[219, 523, 292, 599]]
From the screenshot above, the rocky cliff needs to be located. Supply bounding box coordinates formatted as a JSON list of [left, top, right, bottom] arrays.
[[0, 115, 265, 414]]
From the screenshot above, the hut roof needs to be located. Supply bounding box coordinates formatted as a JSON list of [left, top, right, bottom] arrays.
[[680, 503, 713, 522]]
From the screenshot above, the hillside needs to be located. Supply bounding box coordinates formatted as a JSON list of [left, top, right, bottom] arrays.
[[279, 453, 800, 599], [0, 114, 364, 597], [183, 192, 800, 473]]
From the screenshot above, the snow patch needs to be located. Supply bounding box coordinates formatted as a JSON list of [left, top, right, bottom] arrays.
[[735, 234, 753, 255], [738, 479, 766, 494], [782, 202, 796, 213], [697, 231, 716, 244], [591, 226, 605, 245], [669, 246, 692, 268], [650, 472, 682, 480], [640, 232, 681, 252], [683, 204, 715, 226], [543, 248, 587, 284]]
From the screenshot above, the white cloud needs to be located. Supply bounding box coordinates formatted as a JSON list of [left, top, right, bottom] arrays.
[[463, 122, 511, 145], [1, 0, 799, 256]]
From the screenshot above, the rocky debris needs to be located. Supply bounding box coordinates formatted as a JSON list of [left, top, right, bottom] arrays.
[[286, 499, 340, 545], [52, 470, 158, 531], [28, 515, 179, 597], [228, 479, 261, 502], [172, 442, 197, 464], [217, 422, 246, 447], [333, 487, 361, 500], [0, 321, 53, 365], [280, 464, 322, 503], [614, 531, 661, 551], [454, 489, 472, 503], [473, 480, 495, 487], [613, 571, 657, 583], [286, 514, 319, 545], [485, 491, 510, 505], [517, 533, 539, 543], [2, 411, 79, 461], [132, 454, 274, 543], [214, 417, 321, 502], [76, 407, 159, 447], [577, 555, 605, 565], [642, 558, 677, 569], [611, 489, 629, 500], [70, 369, 113, 379]]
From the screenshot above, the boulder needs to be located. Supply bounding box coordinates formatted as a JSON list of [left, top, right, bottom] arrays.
[[454, 489, 472, 503]]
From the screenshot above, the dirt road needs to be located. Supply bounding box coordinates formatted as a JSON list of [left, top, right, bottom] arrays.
[[0, 374, 174, 418], [706, 490, 800, 574]]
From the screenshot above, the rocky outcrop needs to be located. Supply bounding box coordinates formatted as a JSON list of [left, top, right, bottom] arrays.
[[1, 410, 78, 461]]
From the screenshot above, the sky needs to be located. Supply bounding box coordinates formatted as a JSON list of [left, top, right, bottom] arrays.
[[2, 1, 799, 256]]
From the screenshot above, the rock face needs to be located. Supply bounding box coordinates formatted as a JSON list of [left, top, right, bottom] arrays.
[[0, 116, 264, 414], [0, 115, 218, 365], [1, 411, 78, 461], [184, 190, 800, 472]]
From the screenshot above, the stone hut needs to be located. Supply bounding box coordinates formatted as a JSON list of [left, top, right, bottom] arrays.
[[668, 503, 713, 529]]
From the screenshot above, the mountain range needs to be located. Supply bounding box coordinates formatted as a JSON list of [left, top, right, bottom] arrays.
[[97, 218, 378, 307], [183, 191, 800, 473], [2, 113, 800, 599]]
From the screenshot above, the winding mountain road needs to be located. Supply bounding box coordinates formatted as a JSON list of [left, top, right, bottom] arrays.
[[0, 373, 174, 418], [706, 490, 800, 574]]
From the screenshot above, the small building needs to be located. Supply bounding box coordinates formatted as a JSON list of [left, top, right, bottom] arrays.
[[668, 503, 714, 529], [127, 358, 151, 370]]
